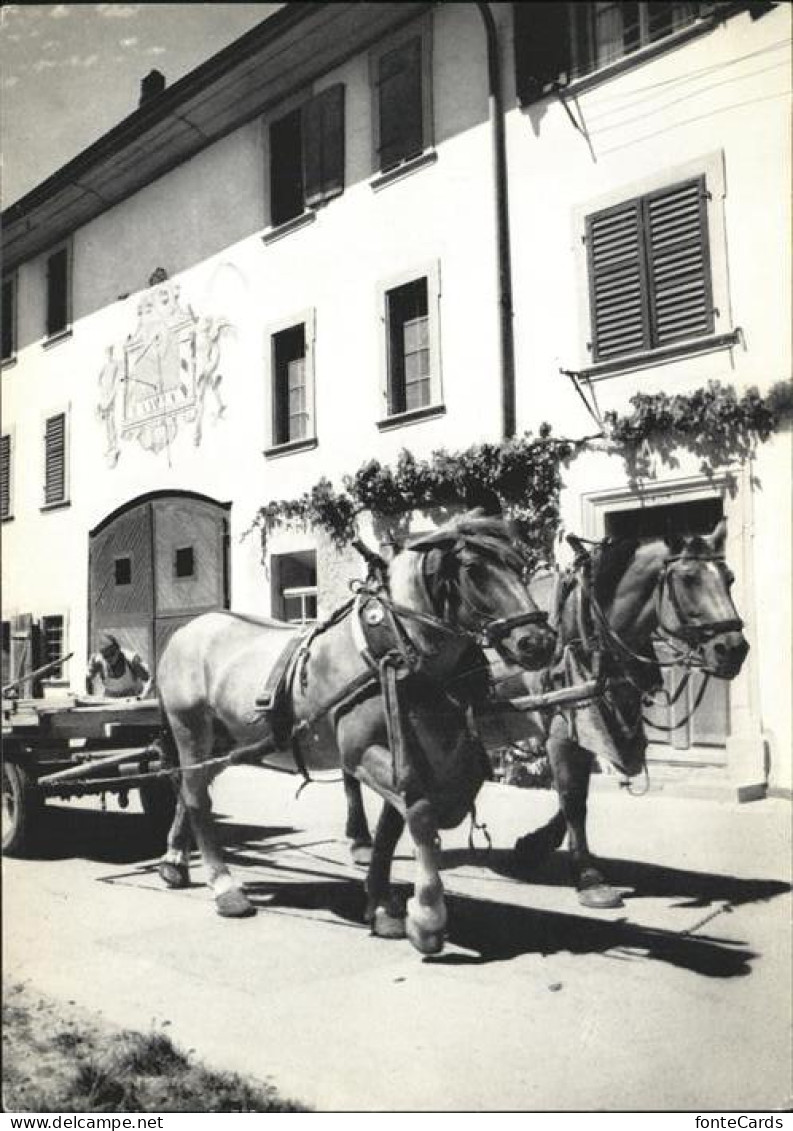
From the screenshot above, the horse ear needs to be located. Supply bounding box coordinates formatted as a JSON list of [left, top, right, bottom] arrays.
[[708, 518, 728, 555]]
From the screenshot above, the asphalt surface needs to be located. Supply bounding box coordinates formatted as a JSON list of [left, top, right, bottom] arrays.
[[3, 769, 791, 1112]]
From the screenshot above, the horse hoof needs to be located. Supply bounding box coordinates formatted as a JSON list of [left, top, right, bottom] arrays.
[[158, 862, 190, 889], [350, 841, 373, 867], [215, 889, 256, 918], [406, 918, 445, 955], [371, 906, 406, 939], [578, 885, 624, 910]]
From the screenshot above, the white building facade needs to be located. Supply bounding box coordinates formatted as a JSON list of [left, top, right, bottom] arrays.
[[2, 2, 790, 797]]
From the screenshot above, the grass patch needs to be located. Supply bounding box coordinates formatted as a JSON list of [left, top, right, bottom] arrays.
[[3, 981, 308, 1113]]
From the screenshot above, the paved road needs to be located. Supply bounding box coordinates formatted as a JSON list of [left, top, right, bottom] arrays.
[[3, 770, 791, 1112]]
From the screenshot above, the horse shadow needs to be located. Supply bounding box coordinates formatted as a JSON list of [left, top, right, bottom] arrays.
[[199, 831, 785, 980]]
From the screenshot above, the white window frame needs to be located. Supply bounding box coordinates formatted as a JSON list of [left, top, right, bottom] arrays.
[[369, 14, 435, 185], [377, 260, 443, 427], [270, 550, 318, 624], [264, 308, 317, 455], [571, 150, 734, 378], [41, 404, 71, 511]]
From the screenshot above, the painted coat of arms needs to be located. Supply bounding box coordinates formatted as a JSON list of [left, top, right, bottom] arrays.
[[97, 270, 233, 466]]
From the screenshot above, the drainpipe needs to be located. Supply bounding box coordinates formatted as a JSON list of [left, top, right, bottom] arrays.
[[476, 1, 516, 440]]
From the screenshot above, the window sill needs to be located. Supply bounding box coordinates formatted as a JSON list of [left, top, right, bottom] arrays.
[[40, 499, 71, 513], [1, 514, 14, 523], [1, 355, 17, 370], [520, 13, 722, 106], [575, 330, 742, 382], [370, 149, 437, 193], [43, 328, 73, 350], [376, 403, 445, 432], [264, 436, 318, 460], [262, 210, 316, 246]]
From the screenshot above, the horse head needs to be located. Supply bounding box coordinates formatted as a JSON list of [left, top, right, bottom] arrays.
[[392, 509, 556, 668], [655, 520, 749, 679]]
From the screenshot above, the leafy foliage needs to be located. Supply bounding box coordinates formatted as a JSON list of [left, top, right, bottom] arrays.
[[251, 381, 791, 563]]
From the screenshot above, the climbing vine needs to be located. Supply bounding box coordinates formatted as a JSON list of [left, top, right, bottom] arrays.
[[250, 380, 791, 563]]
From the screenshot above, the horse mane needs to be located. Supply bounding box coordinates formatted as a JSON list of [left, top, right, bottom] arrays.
[[408, 510, 527, 576], [590, 538, 642, 609]]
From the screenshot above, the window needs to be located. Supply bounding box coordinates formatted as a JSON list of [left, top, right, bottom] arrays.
[[43, 411, 68, 507], [372, 22, 433, 174], [2, 274, 16, 362], [40, 614, 65, 678], [1, 621, 10, 689], [269, 85, 345, 227], [514, 2, 726, 100], [267, 311, 316, 451], [46, 244, 71, 338], [1, 433, 11, 521], [585, 176, 714, 362], [114, 556, 132, 586], [272, 551, 318, 624], [379, 263, 442, 422], [174, 546, 195, 579]]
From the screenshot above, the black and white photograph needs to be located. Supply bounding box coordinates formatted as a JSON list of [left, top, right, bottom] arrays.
[[1, 0, 791, 1116]]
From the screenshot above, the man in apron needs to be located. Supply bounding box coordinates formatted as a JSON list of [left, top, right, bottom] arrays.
[[86, 634, 152, 699]]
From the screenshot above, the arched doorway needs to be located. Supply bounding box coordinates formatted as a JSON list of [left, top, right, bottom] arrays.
[[88, 491, 230, 681]]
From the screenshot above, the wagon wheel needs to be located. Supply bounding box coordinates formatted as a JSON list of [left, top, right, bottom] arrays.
[[2, 758, 44, 857]]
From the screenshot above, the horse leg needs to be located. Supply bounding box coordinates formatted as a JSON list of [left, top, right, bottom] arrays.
[[548, 737, 623, 910], [158, 792, 192, 889], [364, 802, 406, 939], [513, 809, 567, 871], [405, 797, 446, 956], [168, 713, 255, 918], [343, 771, 373, 866]]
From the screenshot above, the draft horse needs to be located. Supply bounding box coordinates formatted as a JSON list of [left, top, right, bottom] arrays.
[[155, 512, 555, 954], [511, 520, 749, 908]]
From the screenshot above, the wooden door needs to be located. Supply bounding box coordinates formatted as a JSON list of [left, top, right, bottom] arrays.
[[89, 501, 155, 671]]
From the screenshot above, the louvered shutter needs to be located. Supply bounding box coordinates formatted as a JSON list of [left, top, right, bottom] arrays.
[[646, 177, 714, 346], [303, 84, 345, 208], [587, 199, 650, 360], [2, 276, 15, 360], [513, 2, 571, 102], [46, 247, 69, 337], [270, 108, 304, 226], [0, 434, 10, 520], [44, 412, 66, 505], [378, 37, 423, 172]]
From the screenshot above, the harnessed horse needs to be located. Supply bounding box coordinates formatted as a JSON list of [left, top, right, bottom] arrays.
[[155, 512, 555, 954], [510, 519, 749, 908]]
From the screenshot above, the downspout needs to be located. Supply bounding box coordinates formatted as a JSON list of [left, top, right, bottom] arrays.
[[476, 1, 516, 439]]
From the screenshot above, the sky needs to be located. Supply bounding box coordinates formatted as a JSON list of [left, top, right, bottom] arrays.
[[1, 3, 280, 206]]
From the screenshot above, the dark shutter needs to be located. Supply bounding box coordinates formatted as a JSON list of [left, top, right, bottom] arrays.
[[303, 84, 345, 208], [378, 37, 423, 172], [513, 2, 571, 103], [645, 177, 714, 346], [46, 247, 69, 337], [587, 199, 650, 360], [270, 108, 304, 226], [0, 434, 10, 520], [44, 412, 66, 505], [587, 176, 713, 361], [2, 276, 15, 360]]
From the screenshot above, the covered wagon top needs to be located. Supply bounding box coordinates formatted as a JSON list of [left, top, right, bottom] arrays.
[[2, 1, 432, 272]]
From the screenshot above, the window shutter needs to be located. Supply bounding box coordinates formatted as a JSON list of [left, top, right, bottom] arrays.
[[645, 177, 714, 346], [270, 108, 304, 226], [587, 199, 650, 360], [378, 38, 423, 171], [44, 412, 66, 505], [0, 434, 10, 520], [303, 84, 345, 208], [513, 2, 571, 103], [46, 248, 69, 337], [2, 277, 15, 360]]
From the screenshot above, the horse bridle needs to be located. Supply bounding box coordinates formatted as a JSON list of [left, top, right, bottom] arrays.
[[654, 554, 744, 652], [418, 548, 552, 667]]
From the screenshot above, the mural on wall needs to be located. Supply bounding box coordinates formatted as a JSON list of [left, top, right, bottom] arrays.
[[97, 269, 234, 466]]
